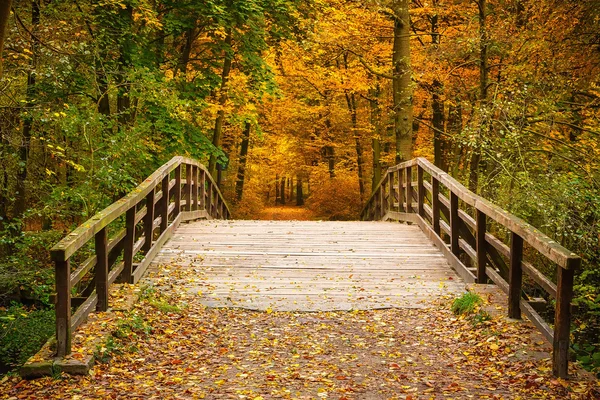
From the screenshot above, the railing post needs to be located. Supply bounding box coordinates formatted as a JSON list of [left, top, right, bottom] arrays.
[[174, 165, 182, 216], [206, 182, 213, 217], [95, 227, 109, 312], [476, 210, 488, 283], [143, 189, 155, 252], [200, 170, 206, 211], [508, 232, 523, 319], [379, 182, 385, 219], [417, 166, 424, 217], [405, 166, 413, 213], [55, 258, 71, 357], [450, 192, 459, 256], [432, 178, 440, 235], [160, 175, 169, 232], [192, 166, 199, 211], [121, 206, 136, 283], [185, 164, 192, 212], [398, 168, 405, 212], [553, 261, 577, 378], [388, 172, 394, 212]]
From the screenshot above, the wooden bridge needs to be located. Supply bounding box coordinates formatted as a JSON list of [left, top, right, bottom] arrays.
[[48, 156, 579, 379]]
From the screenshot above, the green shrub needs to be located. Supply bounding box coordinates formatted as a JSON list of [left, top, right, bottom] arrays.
[[451, 292, 483, 315], [0, 305, 55, 375]]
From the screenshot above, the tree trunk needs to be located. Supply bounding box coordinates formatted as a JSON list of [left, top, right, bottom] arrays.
[[369, 84, 382, 191], [279, 176, 286, 205], [341, 53, 365, 199], [344, 91, 365, 200], [430, 7, 446, 171], [275, 174, 280, 205], [176, 28, 194, 78], [432, 79, 445, 170], [296, 175, 304, 206], [209, 31, 233, 177], [469, 0, 488, 193], [235, 122, 251, 201], [392, 0, 413, 163], [448, 102, 463, 175], [0, 0, 12, 77], [116, 5, 133, 126], [15, 0, 40, 218]]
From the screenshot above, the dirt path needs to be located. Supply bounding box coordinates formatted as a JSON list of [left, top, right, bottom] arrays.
[[2, 282, 597, 399], [256, 206, 318, 221]]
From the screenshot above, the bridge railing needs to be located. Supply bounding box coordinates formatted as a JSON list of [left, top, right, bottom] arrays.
[[362, 157, 579, 378], [50, 156, 229, 357]]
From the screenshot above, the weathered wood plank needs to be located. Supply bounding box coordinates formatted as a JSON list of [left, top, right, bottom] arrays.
[[150, 220, 466, 311]]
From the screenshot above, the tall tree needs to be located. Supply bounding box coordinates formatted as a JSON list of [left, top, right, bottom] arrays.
[[391, 0, 413, 163]]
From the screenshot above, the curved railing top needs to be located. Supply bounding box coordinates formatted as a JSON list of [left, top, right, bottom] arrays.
[[364, 157, 579, 270], [51, 156, 230, 262]]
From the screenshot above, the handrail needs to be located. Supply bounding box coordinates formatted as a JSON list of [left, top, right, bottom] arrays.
[[51, 156, 230, 357], [362, 157, 579, 379]]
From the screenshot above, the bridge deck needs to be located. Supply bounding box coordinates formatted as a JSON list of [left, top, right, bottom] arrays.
[[150, 220, 465, 311]]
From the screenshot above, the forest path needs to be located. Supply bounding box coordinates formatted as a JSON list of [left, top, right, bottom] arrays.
[[149, 220, 465, 311], [255, 206, 318, 220], [3, 292, 591, 399]]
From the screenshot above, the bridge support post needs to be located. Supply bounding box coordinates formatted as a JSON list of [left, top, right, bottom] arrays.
[[417, 166, 425, 217], [553, 262, 576, 378], [450, 192, 459, 256], [476, 210, 487, 283], [185, 164, 192, 212], [121, 207, 136, 283], [388, 172, 394, 212], [55, 258, 71, 357], [95, 228, 109, 312], [160, 175, 169, 232], [143, 189, 155, 252], [508, 232, 523, 319], [200, 170, 206, 211], [192, 166, 199, 211], [398, 168, 405, 212], [174, 166, 182, 217], [432, 178, 440, 235], [405, 166, 412, 213]]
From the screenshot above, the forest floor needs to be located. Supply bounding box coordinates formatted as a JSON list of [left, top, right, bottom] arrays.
[[1, 282, 598, 399], [256, 206, 318, 221]]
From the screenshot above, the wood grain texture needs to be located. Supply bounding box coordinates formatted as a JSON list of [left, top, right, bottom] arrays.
[[148, 220, 465, 311]]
